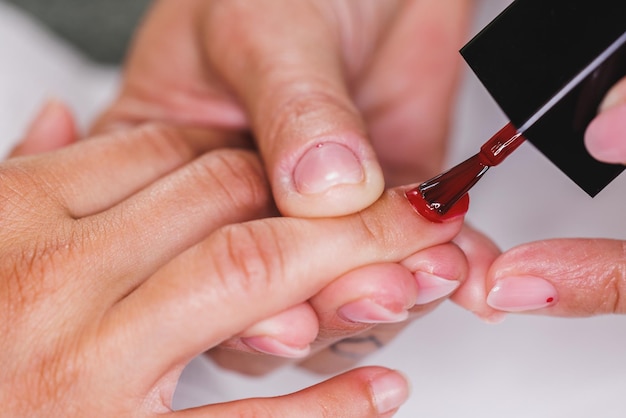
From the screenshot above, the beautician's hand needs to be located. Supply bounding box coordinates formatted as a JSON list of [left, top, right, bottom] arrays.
[[451, 79, 626, 318], [94, 0, 472, 217], [2, 106, 474, 416]]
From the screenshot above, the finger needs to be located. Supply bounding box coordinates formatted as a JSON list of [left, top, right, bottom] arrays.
[[74, 148, 272, 311], [107, 185, 465, 378], [584, 76, 626, 163], [90, 0, 248, 136], [209, 303, 318, 375], [356, 0, 473, 186], [9, 99, 78, 158], [172, 366, 409, 418], [14, 124, 243, 218], [449, 224, 505, 323], [209, 303, 317, 376], [210, 263, 417, 376], [202, 1, 388, 217], [300, 243, 467, 374], [484, 238, 626, 316]]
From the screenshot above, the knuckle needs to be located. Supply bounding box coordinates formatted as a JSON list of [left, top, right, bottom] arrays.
[[211, 220, 285, 296], [569, 240, 626, 315], [128, 123, 197, 164], [191, 149, 271, 217], [601, 242, 626, 313], [352, 210, 399, 259], [261, 83, 360, 150]]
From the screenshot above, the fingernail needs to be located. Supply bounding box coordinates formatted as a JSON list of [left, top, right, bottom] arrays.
[[241, 336, 310, 358], [487, 276, 558, 312], [405, 188, 469, 223], [294, 142, 363, 194], [414, 272, 460, 305], [370, 370, 410, 415], [338, 299, 409, 324]]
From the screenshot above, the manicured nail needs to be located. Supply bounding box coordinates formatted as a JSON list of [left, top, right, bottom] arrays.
[[487, 276, 558, 312], [405, 188, 469, 223], [241, 336, 310, 358], [338, 299, 409, 324], [414, 272, 460, 305], [294, 142, 363, 194], [370, 370, 410, 415]]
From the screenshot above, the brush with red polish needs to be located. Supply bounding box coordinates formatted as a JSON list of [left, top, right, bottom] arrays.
[[406, 123, 524, 223], [405, 0, 626, 223]]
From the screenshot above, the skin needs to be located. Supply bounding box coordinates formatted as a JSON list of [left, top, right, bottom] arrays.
[[94, 0, 473, 212], [1, 101, 475, 416], [93, 0, 476, 376], [473, 76, 626, 318]]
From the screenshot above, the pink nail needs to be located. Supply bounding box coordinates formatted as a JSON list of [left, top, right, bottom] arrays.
[[370, 370, 410, 415], [241, 336, 310, 358], [293, 142, 363, 194], [487, 276, 558, 312], [338, 299, 409, 324], [414, 272, 460, 305]]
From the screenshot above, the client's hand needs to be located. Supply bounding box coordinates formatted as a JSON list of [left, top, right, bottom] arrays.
[[1, 104, 472, 417], [92, 0, 477, 376]]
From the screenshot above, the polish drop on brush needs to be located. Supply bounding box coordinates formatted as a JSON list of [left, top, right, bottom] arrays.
[[406, 123, 525, 223]]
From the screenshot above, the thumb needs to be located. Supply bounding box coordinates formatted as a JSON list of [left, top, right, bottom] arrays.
[[485, 238, 626, 316], [584, 76, 626, 164], [202, 2, 385, 217], [10, 99, 78, 158], [172, 367, 409, 418]]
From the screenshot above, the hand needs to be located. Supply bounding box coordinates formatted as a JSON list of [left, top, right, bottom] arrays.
[[1, 104, 469, 416], [94, 0, 472, 217], [19, 98, 480, 380], [461, 77, 626, 318], [92, 0, 475, 376]]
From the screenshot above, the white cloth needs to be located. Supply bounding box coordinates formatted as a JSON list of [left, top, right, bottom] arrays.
[[1, 1, 625, 417]]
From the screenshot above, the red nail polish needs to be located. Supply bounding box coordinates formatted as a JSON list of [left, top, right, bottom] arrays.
[[406, 123, 525, 223]]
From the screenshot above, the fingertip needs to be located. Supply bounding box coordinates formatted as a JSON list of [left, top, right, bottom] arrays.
[[585, 105, 626, 164], [401, 244, 467, 306], [367, 368, 410, 416], [12, 99, 78, 157]]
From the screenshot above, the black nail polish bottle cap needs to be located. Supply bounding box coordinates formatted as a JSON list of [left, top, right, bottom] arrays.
[[461, 0, 626, 196]]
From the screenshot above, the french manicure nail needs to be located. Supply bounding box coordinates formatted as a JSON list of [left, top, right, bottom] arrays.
[[414, 272, 460, 305], [338, 299, 409, 324], [370, 370, 410, 415], [241, 336, 310, 358], [487, 276, 558, 312], [294, 142, 363, 194]]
